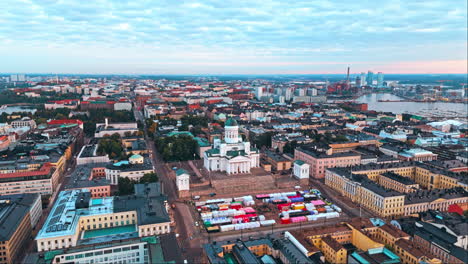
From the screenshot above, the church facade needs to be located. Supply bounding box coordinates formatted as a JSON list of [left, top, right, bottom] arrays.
[[204, 118, 260, 174]]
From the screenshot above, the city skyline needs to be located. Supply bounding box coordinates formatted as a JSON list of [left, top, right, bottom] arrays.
[[1, 0, 467, 74]]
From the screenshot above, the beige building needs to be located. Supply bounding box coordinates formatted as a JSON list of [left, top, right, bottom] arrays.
[[378, 172, 419, 193], [325, 165, 468, 217], [0, 194, 42, 264], [36, 185, 170, 252]]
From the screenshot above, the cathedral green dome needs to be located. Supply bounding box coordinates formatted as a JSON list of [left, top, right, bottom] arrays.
[[225, 118, 238, 127]]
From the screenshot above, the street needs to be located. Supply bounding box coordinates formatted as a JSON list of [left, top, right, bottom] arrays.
[[134, 109, 204, 262]]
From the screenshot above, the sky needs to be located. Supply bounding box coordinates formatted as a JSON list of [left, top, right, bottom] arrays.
[[0, 0, 467, 75]]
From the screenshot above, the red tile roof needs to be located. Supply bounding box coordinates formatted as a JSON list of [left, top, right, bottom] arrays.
[[47, 119, 84, 126], [0, 163, 53, 179]]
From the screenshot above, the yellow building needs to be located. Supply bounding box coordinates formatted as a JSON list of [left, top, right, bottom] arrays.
[[0, 194, 42, 264], [394, 239, 442, 264], [295, 218, 442, 264], [317, 236, 347, 264], [325, 163, 468, 217], [374, 224, 410, 247], [378, 172, 419, 193]]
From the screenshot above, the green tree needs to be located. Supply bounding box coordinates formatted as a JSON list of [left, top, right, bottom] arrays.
[[97, 136, 124, 159], [118, 177, 138, 195], [155, 135, 198, 162], [140, 172, 158, 183], [283, 140, 298, 154]]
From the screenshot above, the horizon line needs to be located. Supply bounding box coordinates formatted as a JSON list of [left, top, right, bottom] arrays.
[[1, 72, 467, 76]]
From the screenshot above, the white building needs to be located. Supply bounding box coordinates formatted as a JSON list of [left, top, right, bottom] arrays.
[[49, 239, 149, 264], [94, 118, 138, 138], [176, 169, 190, 191], [255, 86, 263, 100], [114, 101, 132, 111], [204, 119, 260, 174], [11, 117, 37, 129], [310, 88, 318, 96], [76, 145, 110, 165], [105, 155, 154, 185], [293, 160, 310, 180]]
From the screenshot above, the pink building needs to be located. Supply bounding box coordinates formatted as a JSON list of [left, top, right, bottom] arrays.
[[294, 147, 361, 179], [0, 135, 10, 151]]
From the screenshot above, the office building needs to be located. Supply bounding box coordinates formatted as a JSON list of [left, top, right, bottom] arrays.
[[325, 164, 468, 217], [41, 235, 182, 264], [360, 72, 366, 86], [255, 86, 263, 100], [377, 72, 384, 87], [355, 76, 361, 87], [366, 71, 374, 87], [294, 146, 361, 179], [36, 183, 170, 252]]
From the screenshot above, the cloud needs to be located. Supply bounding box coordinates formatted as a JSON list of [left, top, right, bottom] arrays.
[[0, 0, 466, 74]]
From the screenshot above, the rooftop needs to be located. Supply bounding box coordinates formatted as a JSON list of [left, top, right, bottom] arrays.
[[0, 193, 40, 241], [36, 184, 169, 241], [380, 171, 417, 185], [405, 187, 467, 205], [360, 179, 405, 198], [36, 190, 114, 240]]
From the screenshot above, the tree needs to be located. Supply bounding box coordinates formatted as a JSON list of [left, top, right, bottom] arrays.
[[118, 177, 138, 195], [97, 136, 123, 159], [140, 172, 158, 183], [155, 135, 198, 162], [283, 140, 298, 154], [250, 132, 274, 149]]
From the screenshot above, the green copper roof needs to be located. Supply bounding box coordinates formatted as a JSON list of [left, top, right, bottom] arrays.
[[294, 160, 305, 165], [175, 168, 188, 176], [205, 148, 220, 156], [226, 150, 246, 159], [225, 118, 238, 127]]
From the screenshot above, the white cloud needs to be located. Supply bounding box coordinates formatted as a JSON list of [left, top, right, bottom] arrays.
[[0, 0, 466, 73]]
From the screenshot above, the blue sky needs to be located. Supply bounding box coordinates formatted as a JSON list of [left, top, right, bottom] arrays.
[[0, 0, 466, 74]]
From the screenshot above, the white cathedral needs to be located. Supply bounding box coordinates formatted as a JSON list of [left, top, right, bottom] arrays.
[[204, 118, 260, 174]]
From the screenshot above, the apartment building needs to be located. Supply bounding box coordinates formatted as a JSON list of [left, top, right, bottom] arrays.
[[263, 151, 292, 171], [0, 193, 42, 264], [0, 163, 60, 196], [292, 218, 441, 264]]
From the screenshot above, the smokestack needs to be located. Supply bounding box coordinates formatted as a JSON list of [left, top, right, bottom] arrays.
[[346, 66, 350, 84]]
